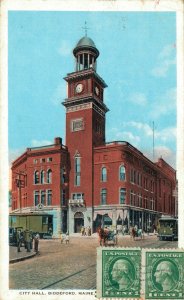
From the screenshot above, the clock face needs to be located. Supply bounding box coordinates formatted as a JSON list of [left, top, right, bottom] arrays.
[[95, 86, 99, 96], [75, 83, 83, 94]]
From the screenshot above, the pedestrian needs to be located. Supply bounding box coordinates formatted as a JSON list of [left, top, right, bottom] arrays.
[[132, 227, 136, 240], [34, 233, 40, 254], [60, 231, 63, 243], [16, 229, 21, 252], [29, 230, 33, 249], [24, 229, 31, 252], [81, 226, 85, 236], [65, 231, 69, 244], [88, 226, 91, 236]]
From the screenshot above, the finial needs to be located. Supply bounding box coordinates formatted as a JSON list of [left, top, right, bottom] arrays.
[[82, 21, 89, 37]]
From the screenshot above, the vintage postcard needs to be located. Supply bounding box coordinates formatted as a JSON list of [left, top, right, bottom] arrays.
[[0, 0, 184, 300]]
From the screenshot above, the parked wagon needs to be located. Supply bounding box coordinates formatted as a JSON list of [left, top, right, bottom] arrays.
[[9, 213, 53, 239], [97, 227, 117, 246], [105, 231, 117, 246]]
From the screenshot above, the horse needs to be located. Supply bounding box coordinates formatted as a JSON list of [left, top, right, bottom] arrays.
[[97, 227, 108, 246]]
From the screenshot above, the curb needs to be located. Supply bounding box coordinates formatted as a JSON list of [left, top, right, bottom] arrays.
[[10, 252, 37, 264]]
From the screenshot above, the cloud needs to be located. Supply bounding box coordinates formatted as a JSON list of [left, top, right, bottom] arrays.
[[58, 40, 72, 57], [151, 58, 176, 78], [120, 131, 140, 145], [144, 145, 176, 168], [31, 139, 53, 147], [122, 121, 176, 142], [128, 92, 147, 106], [150, 87, 176, 119], [106, 126, 140, 146], [123, 121, 153, 136], [151, 44, 176, 78], [155, 127, 176, 142], [159, 44, 176, 59]]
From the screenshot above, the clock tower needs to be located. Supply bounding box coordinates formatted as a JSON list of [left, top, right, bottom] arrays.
[[62, 35, 109, 233]]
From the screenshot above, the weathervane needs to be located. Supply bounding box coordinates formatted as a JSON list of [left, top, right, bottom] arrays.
[[82, 21, 89, 37]]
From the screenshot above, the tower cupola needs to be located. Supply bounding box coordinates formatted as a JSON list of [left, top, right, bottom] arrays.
[[73, 36, 99, 72]]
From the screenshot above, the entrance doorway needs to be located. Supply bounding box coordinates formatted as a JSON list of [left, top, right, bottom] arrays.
[[74, 212, 84, 233]]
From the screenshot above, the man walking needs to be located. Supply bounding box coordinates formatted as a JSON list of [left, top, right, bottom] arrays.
[[34, 233, 40, 254]]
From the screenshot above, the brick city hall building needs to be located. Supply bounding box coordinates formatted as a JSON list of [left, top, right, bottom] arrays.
[[11, 35, 177, 237]]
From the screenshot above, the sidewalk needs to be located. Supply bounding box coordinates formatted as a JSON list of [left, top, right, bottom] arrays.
[[9, 246, 36, 264]]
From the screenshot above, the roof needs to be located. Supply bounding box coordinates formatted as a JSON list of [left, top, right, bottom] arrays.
[[73, 36, 99, 57], [76, 36, 96, 48]]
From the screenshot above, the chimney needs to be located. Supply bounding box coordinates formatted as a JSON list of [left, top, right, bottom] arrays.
[[54, 137, 62, 145]]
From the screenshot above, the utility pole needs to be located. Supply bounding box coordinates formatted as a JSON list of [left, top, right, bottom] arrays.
[[152, 121, 155, 162], [15, 171, 25, 213]]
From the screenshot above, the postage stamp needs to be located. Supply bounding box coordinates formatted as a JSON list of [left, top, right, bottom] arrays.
[[97, 247, 141, 299], [142, 248, 184, 300]]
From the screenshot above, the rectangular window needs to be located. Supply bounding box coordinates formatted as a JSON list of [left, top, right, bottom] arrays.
[[130, 190, 133, 205], [133, 192, 136, 206], [130, 169, 134, 183], [42, 216, 48, 225], [47, 157, 52, 162], [139, 194, 142, 207], [62, 190, 66, 206], [71, 119, 84, 132], [47, 190, 52, 206], [145, 196, 148, 208], [137, 172, 139, 185], [41, 190, 46, 205], [75, 157, 81, 186], [133, 170, 136, 184], [72, 193, 84, 200], [101, 188, 107, 205], [40, 158, 46, 163], [159, 179, 161, 197], [34, 191, 39, 206], [153, 181, 155, 193], [120, 188, 126, 204], [150, 198, 154, 210], [61, 168, 66, 184], [33, 159, 38, 164]]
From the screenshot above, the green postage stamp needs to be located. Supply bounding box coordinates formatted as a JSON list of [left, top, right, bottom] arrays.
[[97, 247, 141, 299], [97, 247, 184, 299], [142, 248, 184, 300]]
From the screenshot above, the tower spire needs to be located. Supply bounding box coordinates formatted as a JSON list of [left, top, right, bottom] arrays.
[[82, 21, 89, 37]]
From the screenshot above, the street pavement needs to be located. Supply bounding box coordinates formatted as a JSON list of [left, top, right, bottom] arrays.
[[9, 234, 178, 290]]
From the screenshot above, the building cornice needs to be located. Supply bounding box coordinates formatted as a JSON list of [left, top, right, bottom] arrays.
[[64, 68, 108, 88]]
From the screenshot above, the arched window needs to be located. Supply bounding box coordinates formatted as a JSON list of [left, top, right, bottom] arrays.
[[34, 171, 39, 184], [40, 170, 45, 184], [47, 169, 52, 184], [101, 167, 107, 182], [119, 165, 126, 181]]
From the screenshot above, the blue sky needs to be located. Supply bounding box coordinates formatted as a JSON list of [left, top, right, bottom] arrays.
[[8, 11, 176, 167]]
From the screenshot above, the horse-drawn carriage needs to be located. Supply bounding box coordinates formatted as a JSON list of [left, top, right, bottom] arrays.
[[97, 227, 117, 246]]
